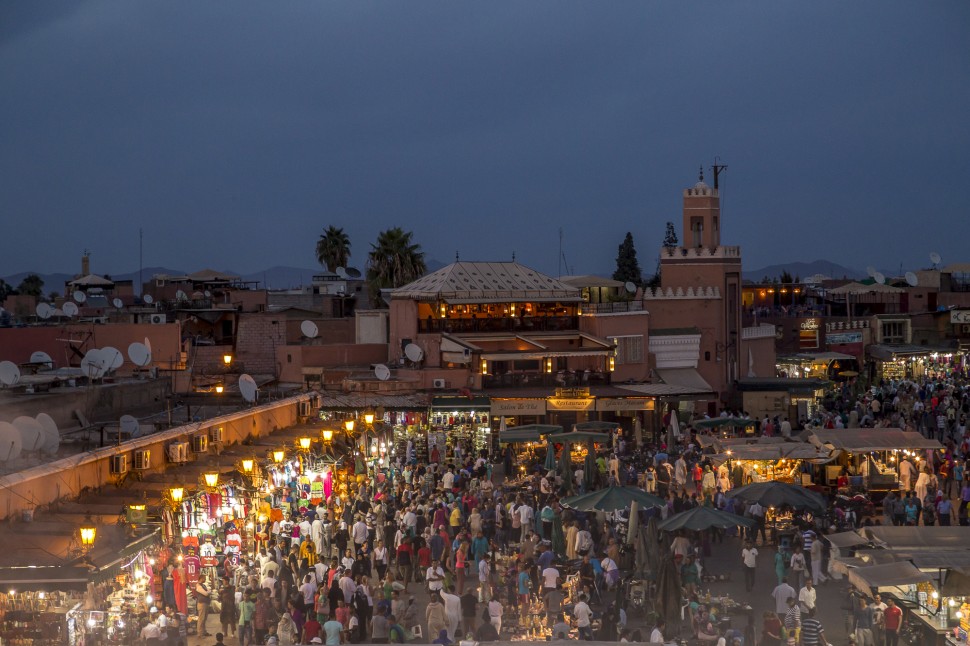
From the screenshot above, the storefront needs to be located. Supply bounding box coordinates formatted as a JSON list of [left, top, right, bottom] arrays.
[[866, 344, 964, 381], [429, 395, 492, 457]]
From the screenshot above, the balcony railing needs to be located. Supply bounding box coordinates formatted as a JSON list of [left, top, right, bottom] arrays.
[[482, 371, 611, 389], [418, 316, 579, 334], [585, 301, 645, 314]]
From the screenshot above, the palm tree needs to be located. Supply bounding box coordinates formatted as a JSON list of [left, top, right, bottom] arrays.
[[315, 226, 351, 272], [366, 227, 427, 307]]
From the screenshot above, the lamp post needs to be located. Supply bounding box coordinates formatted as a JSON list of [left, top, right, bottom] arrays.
[[79, 514, 97, 552], [203, 471, 219, 488], [272, 449, 285, 464], [299, 436, 312, 451], [223, 354, 233, 367]]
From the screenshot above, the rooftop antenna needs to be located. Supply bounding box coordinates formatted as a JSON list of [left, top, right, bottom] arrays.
[[711, 157, 728, 190], [512, 251, 516, 262], [455, 251, 460, 262], [139, 227, 143, 297], [558, 228, 563, 277]]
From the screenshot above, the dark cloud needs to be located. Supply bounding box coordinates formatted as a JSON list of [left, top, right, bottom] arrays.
[[1, 1, 968, 277]]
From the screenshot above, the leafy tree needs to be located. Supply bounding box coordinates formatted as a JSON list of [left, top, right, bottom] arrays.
[[612, 232, 643, 286], [366, 227, 426, 307], [779, 270, 794, 284], [17, 274, 44, 298], [0, 279, 12, 301], [316, 226, 352, 273], [663, 221, 679, 248]]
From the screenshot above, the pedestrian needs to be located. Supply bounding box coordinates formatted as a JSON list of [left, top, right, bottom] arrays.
[[741, 540, 758, 592], [883, 597, 903, 646], [573, 593, 593, 641], [799, 608, 826, 646]]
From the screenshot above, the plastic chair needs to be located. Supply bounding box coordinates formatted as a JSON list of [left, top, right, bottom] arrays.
[[410, 624, 423, 639]]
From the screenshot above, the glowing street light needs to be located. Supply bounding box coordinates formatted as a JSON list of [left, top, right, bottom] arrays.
[[79, 514, 97, 549], [203, 472, 219, 487]]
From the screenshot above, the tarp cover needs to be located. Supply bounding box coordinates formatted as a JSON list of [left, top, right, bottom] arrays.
[[862, 526, 969, 550], [847, 562, 932, 593]]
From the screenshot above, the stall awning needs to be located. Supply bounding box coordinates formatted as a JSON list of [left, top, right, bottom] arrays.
[[861, 526, 970, 550], [616, 383, 713, 399], [431, 395, 491, 411], [499, 424, 563, 443], [709, 444, 835, 464], [826, 531, 870, 549], [0, 566, 90, 592], [655, 368, 713, 392], [866, 343, 956, 361], [847, 562, 932, 592], [805, 428, 942, 452]]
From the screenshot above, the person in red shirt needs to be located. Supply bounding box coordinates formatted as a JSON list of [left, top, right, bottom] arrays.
[[302, 615, 323, 643], [883, 597, 903, 646], [417, 542, 432, 573], [396, 540, 414, 590]]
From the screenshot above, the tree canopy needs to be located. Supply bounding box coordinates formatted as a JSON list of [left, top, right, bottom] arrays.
[[612, 232, 642, 286], [315, 226, 352, 273], [366, 227, 426, 307], [17, 274, 44, 298]]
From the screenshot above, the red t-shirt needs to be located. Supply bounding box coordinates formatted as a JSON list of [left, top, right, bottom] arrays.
[[417, 546, 432, 568], [303, 618, 322, 641], [884, 605, 903, 631]]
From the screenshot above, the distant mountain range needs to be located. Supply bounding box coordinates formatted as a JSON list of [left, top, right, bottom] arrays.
[[2, 258, 450, 293], [742, 259, 869, 282]]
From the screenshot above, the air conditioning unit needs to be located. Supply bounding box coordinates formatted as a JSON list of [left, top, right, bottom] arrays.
[[168, 442, 189, 463], [150, 313, 167, 324], [109, 454, 129, 475], [432, 379, 447, 389], [209, 427, 224, 445], [191, 434, 209, 453], [133, 449, 151, 470]]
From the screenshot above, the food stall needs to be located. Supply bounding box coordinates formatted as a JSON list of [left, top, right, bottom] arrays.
[[709, 442, 833, 487]]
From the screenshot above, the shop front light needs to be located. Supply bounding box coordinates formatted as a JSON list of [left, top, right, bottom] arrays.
[[322, 429, 334, 442], [273, 449, 285, 463], [241, 458, 254, 473], [299, 436, 312, 450], [204, 472, 219, 487], [170, 486, 184, 503], [344, 420, 355, 433], [364, 413, 375, 426]]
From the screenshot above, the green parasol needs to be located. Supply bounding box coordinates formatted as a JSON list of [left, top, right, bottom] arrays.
[[551, 515, 566, 558], [560, 486, 664, 512], [583, 446, 597, 491], [558, 439, 572, 495], [549, 430, 612, 443], [657, 505, 756, 532], [727, 480, 827, 514], [544, 441, 557, 471], [574, 421, 621, 432]]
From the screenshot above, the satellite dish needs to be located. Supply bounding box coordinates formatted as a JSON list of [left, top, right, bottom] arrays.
[[12, 416, 44, 452], [204, 290, 212, 298], [404, 343, 424, 362], [144, 337, 152, 353], [175, 290, 187, 301], [930, 252, 942, 266], [62, 302, 78, 317], [35, 413, 60, 455], [0, 422, 23, 462], [866, 266, 876, 278], [345, 267, 362, 278], [624, 281, 637, 294], [905, 272, 919, 287], [335, 267, 348, 278], [112, 297, 124, 309], [80, 349, 106, 379], [238, 374, 258, 402], [29, 351, 53, 367], [101, 346, 124, 371], [119, 414, 139, 436], [374, 364, 391, 381], [0, 361, 21, 386], [873, 272, 886, 285], [143, 294, 154, 304], [35, 303, 52, 319], [127, 342, 152, 367], [301, 320, 319, 338], [73, 291, 87, 304]]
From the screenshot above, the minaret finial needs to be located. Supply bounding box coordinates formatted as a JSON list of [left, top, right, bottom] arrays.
[[699, 166, 704, 183], [455, 251, 460, 262], [512, 251, 516, 262]]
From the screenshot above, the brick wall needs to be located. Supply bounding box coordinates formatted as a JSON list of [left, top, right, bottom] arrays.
[[235, 313, 286, 375]]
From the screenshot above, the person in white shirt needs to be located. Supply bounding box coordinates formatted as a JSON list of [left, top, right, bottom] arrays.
[[487, 594, 503, 633], [352, 517, 369, 548], [648, 619, 666, 643], [517, 504, 534, 542], [741, 540, 758, 592], [339, 570, 357, 603], [442, 469, 455, 490], [573, 594, 593, 641], [439, 586, 462, 640], [541, 564, 560, 594], [798, 579, 817, 613], [426, 559, 446, 592]]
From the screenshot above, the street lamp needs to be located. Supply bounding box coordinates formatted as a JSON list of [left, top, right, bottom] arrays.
[[169, 486, 185, 504], [241, 458, 255, 474], [299, 436, 312, 451], [79, 514, 97, 550], [364, 413, 375, 426], [203, 471, 219, 487], [344, 420, 355, 433], [223, 354, 233, 366], [215, 384, 224, 394], [272, 449, 285, 464], [322, 429, 334, 442]]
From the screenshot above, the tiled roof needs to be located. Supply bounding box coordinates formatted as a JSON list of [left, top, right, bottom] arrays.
[[391, 262, 582, 302]]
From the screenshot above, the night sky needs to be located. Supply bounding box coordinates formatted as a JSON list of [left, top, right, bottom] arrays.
[[2, 1, 968, 279]]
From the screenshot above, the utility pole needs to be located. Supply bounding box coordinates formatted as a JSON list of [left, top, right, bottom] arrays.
[[711, 157, 728, 190]]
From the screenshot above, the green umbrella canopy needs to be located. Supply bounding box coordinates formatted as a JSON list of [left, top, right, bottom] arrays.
[[657, 506, 756, 532], [551, 515, 567, 558], [499, 424, 564, 443], [727, 481, 827, 514], [583, 449, 597, 490], [549, 430, 613, 443], [544, 442, 557, 471], [574, 421, 621, 432], [558, 440, 572, 495], [560, 486, 664, 512]]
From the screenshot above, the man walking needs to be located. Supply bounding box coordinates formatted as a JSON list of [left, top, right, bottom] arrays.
[[741, 540, 758, 593]]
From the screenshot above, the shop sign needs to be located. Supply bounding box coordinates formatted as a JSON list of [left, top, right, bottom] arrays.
[[800, 318, 820, 331], [555, 387, 590, 398], [547, 397, 595, 411], [950, 310, 970, 324], [595, 398, 655, 412], [490, 399, 547, 415], [826, 331, 862, 344]]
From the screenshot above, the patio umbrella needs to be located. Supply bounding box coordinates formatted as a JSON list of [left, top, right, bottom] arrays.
[[627, 501, 640, 545], [551, 515, 566, 558], [574, 421, 621, 432], [657, 506, 756, 532], [544, 441, 557, 471], [583, 445, 597, 491], [560, 486, 664, 512], [727, 481, 827, 514], [633, 416, 643, 448], [643, 516, 661, 577], [558, 439, 572, 495], [549, 430, 613, 443], [654, 551, 683, 627]]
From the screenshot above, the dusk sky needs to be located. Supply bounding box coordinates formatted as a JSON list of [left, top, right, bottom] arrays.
[[2, 2, 968, 280]]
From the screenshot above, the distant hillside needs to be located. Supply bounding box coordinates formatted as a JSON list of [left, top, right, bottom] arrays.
[[743, 260, 864, 282], [1, 271, 74, 293]]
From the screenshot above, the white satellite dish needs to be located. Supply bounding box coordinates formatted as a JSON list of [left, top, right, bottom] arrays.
[[62, 302, 78, 317], [204, 290, 212, 298], [73, 291, 87, 304], [301, 320, 319, 338], [866, 266, 876, 278], [143, 294, 154, 304], [374, 364, 391, 381], [624, 281, 637, 294], [119, 414, 139, 436], [905, 272, 919, 287], [144, 337, 152, 353], [29, 351, 53, 367], [345, 267, 362, 279], [404, 343, 424, 362], [873, 272, 886, 285], [930, 252, 942, 266], [238, 374, 258, 402], [175, 290, 187, 301], [335, 267, 348, 278], [12, 416, 44, 452], [0, 422, 23, 462], [101, 346, 124, 371], [112, 297, 124, 309], [35, 413, 60, 454], [80, 349, 106, 379], [128, 342, 152, 367], [0, 361, 21, 386], [35, 303, 52, 319]]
